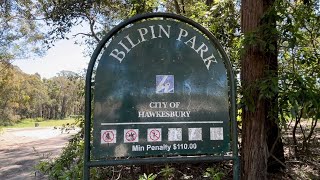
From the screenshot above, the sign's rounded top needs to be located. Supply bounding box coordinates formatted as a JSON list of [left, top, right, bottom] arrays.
[[87, 13, 234, 79]]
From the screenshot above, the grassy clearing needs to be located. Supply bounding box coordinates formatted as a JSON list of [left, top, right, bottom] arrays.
[[0, 118, 76, 128]]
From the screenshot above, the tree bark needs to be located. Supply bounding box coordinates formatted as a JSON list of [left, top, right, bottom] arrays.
[[205, 0, 213, 6], [241, 0, 282, 179], [265, 41, 285, 172], [262, 0, 285, 172], [240, 47, 269, 179]]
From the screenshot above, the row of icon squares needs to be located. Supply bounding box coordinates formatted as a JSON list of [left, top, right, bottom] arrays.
[[101, 127, 223, 144]]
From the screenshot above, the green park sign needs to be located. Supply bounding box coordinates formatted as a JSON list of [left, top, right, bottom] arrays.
[[84, 13, 239, 179]]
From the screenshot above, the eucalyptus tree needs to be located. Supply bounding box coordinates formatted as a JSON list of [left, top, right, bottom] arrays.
[[0, 64, 21, 124], [0, 0, 46, 123], [18, 73, 49, 118], [42, 74, 77, 119], [0, 0, 45, 64], [240, 0, 278, 178]]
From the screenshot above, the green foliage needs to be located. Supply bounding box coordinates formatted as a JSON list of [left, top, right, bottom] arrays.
[[35, 117, 108, 179], [0, 67, 84, 126], [275, 0, 320, 153], [165, 0, 241, 65], [0, 0, 46, 63], [139, 173, 157, 180], [159, 164, 175, 179], [0, 118, 76, 128], [38, 0, 159, 55], [36, 117, 85, 179], [203, 167, 224, 180], [130, 0, 160, 15], [238, 0, 320, 124], [0, 64, 25, 125]]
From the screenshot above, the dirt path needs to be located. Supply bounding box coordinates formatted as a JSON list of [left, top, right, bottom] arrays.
[[0, 127, 78, 180]]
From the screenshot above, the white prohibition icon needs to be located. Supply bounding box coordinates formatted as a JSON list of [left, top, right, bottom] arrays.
[[101, 130, 117, 144], [168, 128, 182, 141], [147, 128, 162, 142], [188, 128, 202, 141], [210, 127, 224, 140], [124, 129, 139, 143]]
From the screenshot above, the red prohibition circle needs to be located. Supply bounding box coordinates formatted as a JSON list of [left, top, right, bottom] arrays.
[[149, 129, 160, 141], [102, 130, 114, 142], [125, 130, 137, 142]]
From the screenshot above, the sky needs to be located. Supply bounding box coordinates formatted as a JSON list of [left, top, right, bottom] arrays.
[[12, 39, 89, 78], [12, 24, 90, 79]]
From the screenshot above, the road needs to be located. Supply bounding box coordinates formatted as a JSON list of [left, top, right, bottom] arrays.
[[0, 127, 78, 180]]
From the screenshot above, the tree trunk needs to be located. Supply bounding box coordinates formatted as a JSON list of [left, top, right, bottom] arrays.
[[263, 0, 285, 171], [266, 82, 285, 172], [61, 95, 68, 119], [241, 48, 269, 179], [266, 109, 285, 172], [205, 0, 213, 6], [241, 0, 283, 179]]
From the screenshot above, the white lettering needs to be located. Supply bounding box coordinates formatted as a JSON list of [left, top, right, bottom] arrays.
[[169, 102, 180, 108], [149, 102, 155, 108], [146, 144, 171, 151], [132, 145, 144, 151], [176, 28, 188, 41], [169, 102, 175, 108], [203, 54, 218, 70], [195, 43, 208, 59], [125, 35, 141, 48], [149, 25, 157, 39], [158, 25, 171, 38], [118, 40, 131, 53], [137, 28, 148, 42], [138, 111, 145, 117], [149, 102, 168, 108], [138, 110, 191, 118], [184, 36, 197, 50], [109, 26, 217, 70], [109, 49, 125, 62]]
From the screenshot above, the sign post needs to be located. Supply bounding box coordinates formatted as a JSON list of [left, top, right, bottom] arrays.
[[84, 13, 239, 179]]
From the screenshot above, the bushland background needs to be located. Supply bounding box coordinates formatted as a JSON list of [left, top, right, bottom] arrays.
[[0, 0, 319, 179]]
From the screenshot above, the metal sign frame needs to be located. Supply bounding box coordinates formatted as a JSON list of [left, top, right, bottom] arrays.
[[84, 13, 239, 179]]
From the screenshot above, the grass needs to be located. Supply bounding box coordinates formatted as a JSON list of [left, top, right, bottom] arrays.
[[0, 118, 76, 128]]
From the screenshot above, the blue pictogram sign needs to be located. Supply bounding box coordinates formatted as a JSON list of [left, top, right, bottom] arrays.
[[156, 75, 174, 93]]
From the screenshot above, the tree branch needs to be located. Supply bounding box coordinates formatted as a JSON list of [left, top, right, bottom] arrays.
[[89, 19, 100, 42], [72, 32, 93, 38], [270, 154, 286, 168], [84, 12, 100, 42], [173, 0, 181, 14], [180, 0, 185, 14]]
